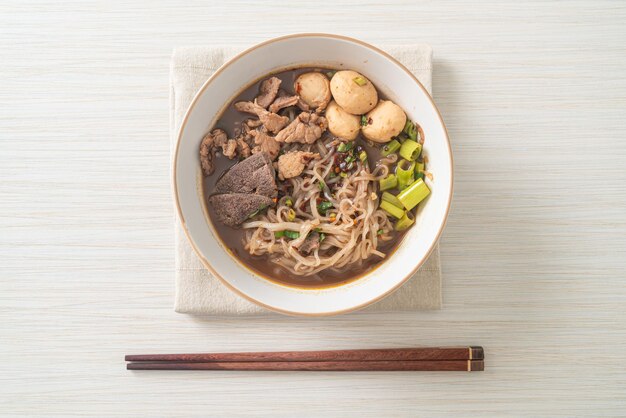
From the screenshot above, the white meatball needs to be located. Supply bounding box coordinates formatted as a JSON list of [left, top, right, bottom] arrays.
[[361, 100, 407, 143], [325, 101, 361, 140], [330, 70, 378, 115], [294, 72, 331, 110]]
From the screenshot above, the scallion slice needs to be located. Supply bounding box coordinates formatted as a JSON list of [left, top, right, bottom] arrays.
[[380, 200, 405, 219], [381, 191, 403, 209], [395, 211, 415, 231], [353, 76, 367, 86], [396, 160, 415, 191], [381, 139, 401, 157], [379, 174, 398, 191], [399, 140, 422, 161], [283, 230, 300, 239], [403, 120, 418, 141], [317, 201, 334, 214], [337, 141, 354, 153], [397, 178, 430, 210]]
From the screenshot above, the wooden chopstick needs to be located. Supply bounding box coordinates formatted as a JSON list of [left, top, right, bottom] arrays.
[[125, 347, 483, 363], [127, 360, 484, 372]]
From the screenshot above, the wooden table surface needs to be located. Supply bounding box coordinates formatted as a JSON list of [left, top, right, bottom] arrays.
[[2, 1, 625, 416]]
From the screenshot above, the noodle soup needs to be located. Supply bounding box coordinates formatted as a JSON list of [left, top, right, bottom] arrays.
[[201, 67, 430, 288]]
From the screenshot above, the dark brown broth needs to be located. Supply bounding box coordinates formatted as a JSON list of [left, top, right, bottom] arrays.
[[202, 67, 407, 288]]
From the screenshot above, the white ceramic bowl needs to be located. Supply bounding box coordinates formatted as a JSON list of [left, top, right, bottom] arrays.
[[173, 34, 452, 316]]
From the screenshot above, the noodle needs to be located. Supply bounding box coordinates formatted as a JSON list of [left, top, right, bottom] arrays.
[[241, 147, 394, 276]]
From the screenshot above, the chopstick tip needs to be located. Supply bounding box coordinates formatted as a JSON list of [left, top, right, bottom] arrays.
[[470, 360, 484, 372], [470, 346, 484, 360]]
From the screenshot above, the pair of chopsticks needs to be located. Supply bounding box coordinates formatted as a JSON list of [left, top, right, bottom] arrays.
[[125, 347, 484, 372]]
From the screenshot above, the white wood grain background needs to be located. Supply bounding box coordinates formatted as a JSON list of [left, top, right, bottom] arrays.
[[1, 1, 625, 416]]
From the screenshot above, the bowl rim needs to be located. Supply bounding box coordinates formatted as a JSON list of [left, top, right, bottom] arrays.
[[172, 33, 454, 316]]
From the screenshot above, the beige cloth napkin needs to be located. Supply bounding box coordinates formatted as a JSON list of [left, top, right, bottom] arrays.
[[172, 44, 441, 315]]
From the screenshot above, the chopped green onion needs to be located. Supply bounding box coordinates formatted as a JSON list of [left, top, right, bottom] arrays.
[[329, 172, 337, 178], [326, 70, 337, 79], [283, 230, 300, 239], [414, 160, 425, 180], [337, 141, 354, 153], [399, 140, 422, 161], [381, 139, 401, 157], [381, 191, 403, 209], [403, 120, 417, 141], [285, 197, 293, 207], [345, 155, 356, 163], [359, 151, 368, 163], [319, 232, 326, 242], [274, 231, 285, 238], [287, 208, 296, 221], [396, 160, 415, 191], [317, 201, 334, 214], [340, 172, 348, 178], [397, 178, 430, 210], [360, 115, 369, 126], [318, 181, 325, 191], [377, 229, 384, 235], [353, 76, 367, 86], [395, 211, 415, 231], [314, 228, 322, 232], [380, 200, 405, 219], [379, 174, 398, 191], [247, 204, 267, 219]]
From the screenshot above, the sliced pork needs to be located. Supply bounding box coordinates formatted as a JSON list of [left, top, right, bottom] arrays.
[[269, 94, 299, 113], [276, 151, 319, 180], [250, 129, 281, 160], [234, 101, 289, 134], [199, 128, 228, 175], [297, 232, 320, 255], [275, 112, 328, 144], [255, 77, 281, 109]]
